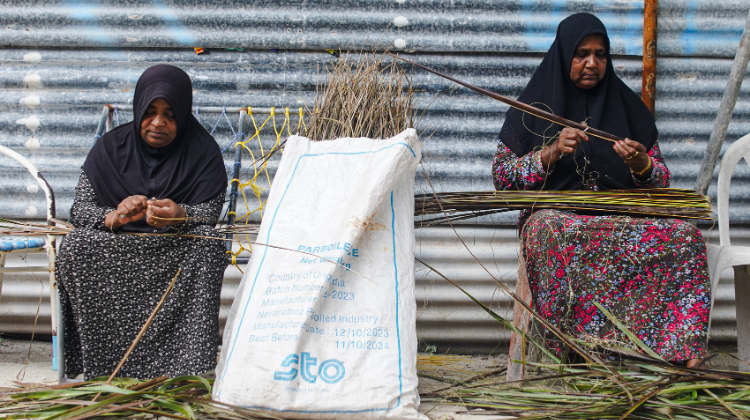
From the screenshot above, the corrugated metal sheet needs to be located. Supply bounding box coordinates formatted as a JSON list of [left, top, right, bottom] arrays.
[[2, 50, 750, 223], [2, 1, 750, 352], [0, 1, 747, 57], [0, 226, 743, 354]]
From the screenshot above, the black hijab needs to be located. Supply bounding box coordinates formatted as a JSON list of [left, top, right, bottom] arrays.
[[498, 12, 657, 190], [83, 64, 227, 232]]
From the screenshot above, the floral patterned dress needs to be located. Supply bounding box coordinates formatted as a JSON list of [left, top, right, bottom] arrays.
[[56, 170, 227, 380], [493, 141, 711, 361]]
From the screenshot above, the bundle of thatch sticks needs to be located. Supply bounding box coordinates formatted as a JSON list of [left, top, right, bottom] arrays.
[[305, 50, 414, 141], [416, 188, 713, 225]]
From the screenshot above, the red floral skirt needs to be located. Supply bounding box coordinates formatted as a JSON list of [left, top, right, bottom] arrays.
[[522, 210, 710, 361]]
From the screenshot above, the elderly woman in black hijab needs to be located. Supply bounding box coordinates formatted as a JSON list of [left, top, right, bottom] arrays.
[[493, 13, 710, 367], [57, 65, 228, 380]]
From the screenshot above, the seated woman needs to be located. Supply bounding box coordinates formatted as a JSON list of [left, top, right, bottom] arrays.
[[57, 65, 228, 380], [493, 13, 710, 367]]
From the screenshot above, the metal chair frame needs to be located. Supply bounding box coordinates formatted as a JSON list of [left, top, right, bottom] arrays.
[[0, 144, 64, 384]]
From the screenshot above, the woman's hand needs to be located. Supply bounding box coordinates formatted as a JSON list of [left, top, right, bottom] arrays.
[[105, 195, 149, 230], [613, 138, 651, 178], [146, 198, 187, 228], [541, 127, 589, 170]]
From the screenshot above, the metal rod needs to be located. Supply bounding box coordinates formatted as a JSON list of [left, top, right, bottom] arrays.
[[226, 111, 246, 254], [0, 145, 56, 221], [0, 254, 5, 307], [389, 53, 624, 143], [54, 278, 65, 384], [695, 8, 750, 195], [0, 266, 50, 273], [106, 104, 284, 115], [93, 106, 109, 145], [105, 269, 181, 384], [642, 0, 658, 115], [46, 237, 64, 383]]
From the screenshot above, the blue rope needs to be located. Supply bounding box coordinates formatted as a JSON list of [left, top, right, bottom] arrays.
[[114, 105, 120, 127], [222, 107, 237, 137], [194, 105, 200, 121], [221, 132, 244, 154], [211, 106, 246, 155], [225, 160, 241, 180], [210, 107, 228, 135]]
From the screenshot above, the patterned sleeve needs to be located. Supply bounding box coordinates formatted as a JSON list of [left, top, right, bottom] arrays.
[[176, 191, 226, 231], [69, 169, 115, 230], [492, 141, 548, 190], [632, 140, 670, 188], [70, 168, 227, 232]]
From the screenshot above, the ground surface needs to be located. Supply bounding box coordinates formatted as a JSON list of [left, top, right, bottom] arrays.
[[0, 338, 57, 387], [0, 338, 514, 419], [0, 337, 742, 420]]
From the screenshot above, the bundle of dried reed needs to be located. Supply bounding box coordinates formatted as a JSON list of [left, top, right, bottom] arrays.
[[0, 218, 73, 236], [415, 189, 713, 225], [0, 376, 278, 420], [305, 51, 414, 141], [415, 260, 750, 420]]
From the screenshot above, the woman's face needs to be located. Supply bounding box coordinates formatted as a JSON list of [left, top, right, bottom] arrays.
[[569, 34, 608, 90], [140, 98, 177, 147]]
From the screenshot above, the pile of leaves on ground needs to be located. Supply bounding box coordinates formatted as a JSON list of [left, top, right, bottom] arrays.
[[416, 259, 750, 419], [5, 354, 750, 420], [418, 355, 750, 420], [0, 376, 279, 420]]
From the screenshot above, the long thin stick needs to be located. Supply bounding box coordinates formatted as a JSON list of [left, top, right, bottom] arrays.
[[695, 8, 750, 195], [417, 163, 637, 401], [107, 269, 182, 383], [388, 53, 623, 143]]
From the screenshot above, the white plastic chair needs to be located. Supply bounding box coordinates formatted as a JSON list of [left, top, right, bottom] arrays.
[[0, 144, 65, 383], [707, 132, 750, 372]]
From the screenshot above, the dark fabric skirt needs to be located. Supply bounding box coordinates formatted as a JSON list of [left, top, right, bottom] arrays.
[[56, 226, 226, 380], [522, 209, 711, 362]]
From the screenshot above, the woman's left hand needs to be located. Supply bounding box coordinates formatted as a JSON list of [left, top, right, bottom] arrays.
[[146, 198, 187, 228], [613, 138, 650, 176]]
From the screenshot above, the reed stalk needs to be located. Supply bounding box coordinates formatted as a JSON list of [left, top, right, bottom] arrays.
[[305, 50, 414, 141], [415, 189, 713, 225]]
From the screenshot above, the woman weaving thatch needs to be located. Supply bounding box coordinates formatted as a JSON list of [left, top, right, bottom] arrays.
[[493, 13, 710, 367], [57, 65, 228, 380]]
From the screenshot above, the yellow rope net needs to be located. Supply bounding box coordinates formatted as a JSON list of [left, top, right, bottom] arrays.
[[225, 107, 306, 268]]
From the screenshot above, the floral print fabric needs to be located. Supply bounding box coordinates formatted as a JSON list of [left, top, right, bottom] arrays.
[[492, 140, 670, 191], [522, 210, 710, 361], [491, 141, 710, 361]]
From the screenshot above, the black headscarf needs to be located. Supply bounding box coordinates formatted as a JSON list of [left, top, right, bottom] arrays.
[[83, 64, 227, 232], [498, 12, 657, 190]]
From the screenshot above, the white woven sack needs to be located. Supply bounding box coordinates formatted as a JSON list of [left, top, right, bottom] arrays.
[[214, 129, 425, 420]]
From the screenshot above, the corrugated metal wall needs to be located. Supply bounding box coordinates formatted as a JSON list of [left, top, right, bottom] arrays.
[[2, 0, 750, 353], [1, 226, 744, 353]]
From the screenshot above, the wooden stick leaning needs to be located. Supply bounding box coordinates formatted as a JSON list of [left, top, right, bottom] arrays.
[[388, 53, 624, 143], [107, 268, 181, 383], [91, 269, 182, 402]]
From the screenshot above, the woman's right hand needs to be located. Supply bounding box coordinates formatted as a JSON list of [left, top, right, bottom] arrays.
[[541, 127, 589, 170], [105, 195, 149, 230]]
